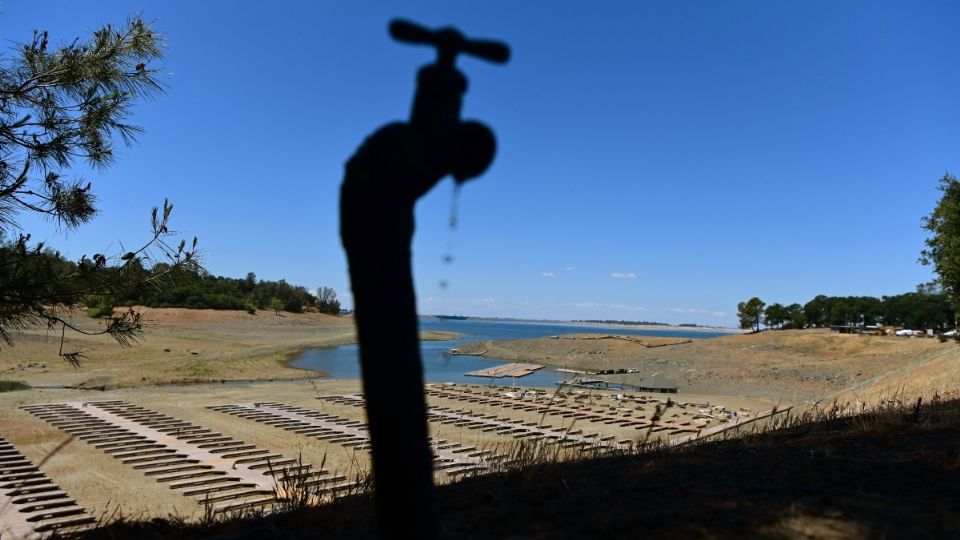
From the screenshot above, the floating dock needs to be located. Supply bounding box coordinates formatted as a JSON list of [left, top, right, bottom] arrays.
[[558, 375, 679, 394], [465, 363, 544, 378]]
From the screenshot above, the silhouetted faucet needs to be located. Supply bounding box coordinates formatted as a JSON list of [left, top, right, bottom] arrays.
[[340, 19, 509, 539]]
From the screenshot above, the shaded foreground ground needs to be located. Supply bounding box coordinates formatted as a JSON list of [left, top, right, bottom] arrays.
[[79, 392, 960, 539]]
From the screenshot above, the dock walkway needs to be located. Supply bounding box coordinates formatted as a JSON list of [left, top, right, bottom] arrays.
[[465, 363, 544, 378]]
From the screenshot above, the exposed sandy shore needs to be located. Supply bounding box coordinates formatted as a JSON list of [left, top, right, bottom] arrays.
[[0, 377, 778, 523], [0, 307, 453, 390], [456, 318, 743, 334], [456, 329, 958, 403], [1, 310, 956, 526], [555, 321, 745, 333]]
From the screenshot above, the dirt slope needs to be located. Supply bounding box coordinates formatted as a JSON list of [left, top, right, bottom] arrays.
[[0, 307, 356, 388], [457, 329, 956, 403]]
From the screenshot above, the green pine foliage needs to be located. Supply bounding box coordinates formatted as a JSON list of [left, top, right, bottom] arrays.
[[736, 297, 765, 332], [0, 17, 201, 365], [921, 173, 960, 328], [0, 240, 340, 316], [105, 267, 341, 314]]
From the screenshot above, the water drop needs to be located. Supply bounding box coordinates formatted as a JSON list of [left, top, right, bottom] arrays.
[[449, 182, 462, 230]]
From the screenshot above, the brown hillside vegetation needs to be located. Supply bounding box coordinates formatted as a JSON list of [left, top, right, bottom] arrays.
[[457, 329, 955, 402], [78, 392, 960, 539], [0, 308, 461, 389], [0, 308, 355, 388], [838, 344, 960, 403]]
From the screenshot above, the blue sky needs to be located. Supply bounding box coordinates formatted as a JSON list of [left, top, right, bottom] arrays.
[[4, 1, 958, 326]]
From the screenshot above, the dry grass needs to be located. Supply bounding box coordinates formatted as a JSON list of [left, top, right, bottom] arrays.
[[0, 308, 358, 389], [458, 328, 955, 402], [0, 308, 460, 391], [71, 390, 960, 539]]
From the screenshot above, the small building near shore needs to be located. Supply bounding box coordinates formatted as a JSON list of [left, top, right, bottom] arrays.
[[634, 373, 679, 394]]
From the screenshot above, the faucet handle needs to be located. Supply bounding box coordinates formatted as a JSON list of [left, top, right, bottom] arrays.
[[389, 19, 510, 65]]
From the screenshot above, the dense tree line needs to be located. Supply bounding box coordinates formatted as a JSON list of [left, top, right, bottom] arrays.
[[1, 242, 340, 316], [737, 287, 954, 332], [107, 267, 342, 315], [574, 319, 670, 326], [738, 173, 960, 336]]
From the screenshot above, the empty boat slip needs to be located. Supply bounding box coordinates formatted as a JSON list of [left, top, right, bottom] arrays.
[[210, 402, 498, 477], [20, 401, 339, 514], [0, 436, 95, 539]]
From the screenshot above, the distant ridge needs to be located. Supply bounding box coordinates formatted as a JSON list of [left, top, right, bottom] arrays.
[[435, 315, 469, 320]]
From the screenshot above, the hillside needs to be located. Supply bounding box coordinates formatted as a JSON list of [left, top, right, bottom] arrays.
[[0, 307, 355, 389], [456, 329, 955, 403]]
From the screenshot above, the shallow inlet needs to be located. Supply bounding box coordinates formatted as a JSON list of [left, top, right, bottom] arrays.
[[292, 319, 731, 387]]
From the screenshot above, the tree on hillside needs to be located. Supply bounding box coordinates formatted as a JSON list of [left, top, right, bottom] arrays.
[[763, 303, 787, 329], [0, 17, 200, 364], [734, 292, 951, 332], [921, 173, 960, 329], [316, 286, 341, 314], [882, 289, 953, 330], [784, 303, 807, 329], [241, 272, 257, 293], [737, 297, 765, 332], [821, 296, 878, 327], [803, 295, 832, 328]]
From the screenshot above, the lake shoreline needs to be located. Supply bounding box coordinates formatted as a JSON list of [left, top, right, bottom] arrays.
[[424, 315, 742, 334], [292, 319, 740, 391]]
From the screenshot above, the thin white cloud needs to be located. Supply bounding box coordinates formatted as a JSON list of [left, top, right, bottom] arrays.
[[422, 296, 496, 306], [572, 302, 650, 312], [571, 302, 727, 318], [669, 307, 714, 314], [668, 308, 727, 316], [565, 266, 575, 271], [611, 272, 637, 279], [542, 272, 556, 278]]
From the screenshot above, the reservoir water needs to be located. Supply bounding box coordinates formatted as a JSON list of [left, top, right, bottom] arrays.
[[292, 319, 734, 388]]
